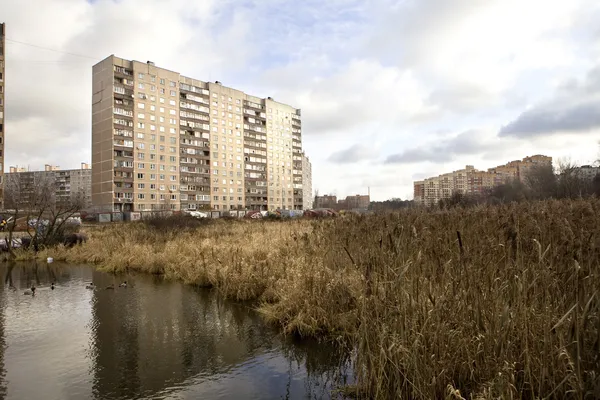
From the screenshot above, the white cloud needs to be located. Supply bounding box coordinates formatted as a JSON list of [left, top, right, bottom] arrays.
[[1, 0, 599, 200]]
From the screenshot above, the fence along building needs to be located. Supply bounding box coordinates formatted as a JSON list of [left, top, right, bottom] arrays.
[[92, 55, 305, 213]]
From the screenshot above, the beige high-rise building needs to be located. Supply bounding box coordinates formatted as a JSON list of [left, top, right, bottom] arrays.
[[301, 152, 313, 209], [0, 23, 6, 201], [92, 55, 306, 213]]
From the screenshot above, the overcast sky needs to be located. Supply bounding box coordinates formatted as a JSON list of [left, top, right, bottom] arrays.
[[2, 0, 599, 200]]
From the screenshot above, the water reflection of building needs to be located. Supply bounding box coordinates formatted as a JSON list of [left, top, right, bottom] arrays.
[[88, 272, 274, 399]]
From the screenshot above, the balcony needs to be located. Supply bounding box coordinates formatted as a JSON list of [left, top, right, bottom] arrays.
[[114, 66, 133, 77]]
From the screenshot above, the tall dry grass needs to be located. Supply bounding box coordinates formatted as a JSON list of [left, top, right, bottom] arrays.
[[28, 199, 600, 398]]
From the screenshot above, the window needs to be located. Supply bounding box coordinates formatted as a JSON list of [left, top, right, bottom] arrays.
[[150, 105, 155, 111], [160, 88, 165, 94], [169, 109, 176, 115], [160, 78, 165, 85], [170, 90, 176, 96], [137, 113, 145, 119], [150, 125, 156, 131], [170, 81, 176, 87], [159, 116, 165, 123], [169, 118, 176, 124], [137, 132, 145, 139], [137, 122, 145, 129], [138, 183, 145, 189], [138, 83, 145, 89], [170, 176, 176, 182], [137, 163, 145, 169], [138, 73, 144, 79], [169, 100, 176, 106], [138, 143, 145, 149], [137, 173, 145, 179]]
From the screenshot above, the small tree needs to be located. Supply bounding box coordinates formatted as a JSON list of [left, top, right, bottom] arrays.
[[3, 172, 84, 256]]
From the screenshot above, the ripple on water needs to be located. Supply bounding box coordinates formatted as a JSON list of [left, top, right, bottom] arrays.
[[0, 263, 353, 400]]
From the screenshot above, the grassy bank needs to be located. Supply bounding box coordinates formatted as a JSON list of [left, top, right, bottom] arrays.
[[21, 199, 600, 399]]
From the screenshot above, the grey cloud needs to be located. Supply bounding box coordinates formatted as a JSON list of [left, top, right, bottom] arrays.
[[384, 130, 509, 164], [500, 65, 600, 137], [328, 144, 378, 164], [427, 82, 500, 113]]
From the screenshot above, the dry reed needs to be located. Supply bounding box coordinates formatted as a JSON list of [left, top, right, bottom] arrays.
[[22, 198, 600, 399]]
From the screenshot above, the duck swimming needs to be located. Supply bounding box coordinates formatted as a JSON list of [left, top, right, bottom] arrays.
[[51, 282, 55, 290], [85, 283, 95, 289], [24, 286, 36, 295], [119, 281, 127, 288]]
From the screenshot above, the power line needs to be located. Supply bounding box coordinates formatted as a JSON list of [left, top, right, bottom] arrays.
[[5, 38, 100, 60]]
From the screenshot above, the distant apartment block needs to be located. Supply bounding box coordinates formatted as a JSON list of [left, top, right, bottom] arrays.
[[301, 152, 313, 209], [574, 165, 600, 181], [92, 55, 306, 213], [0, 23, 6, 201], [4, 163, 92, 209], [414, 155, 552, 206], [314, 194, 370, 211], [314, 194, 337, 209]]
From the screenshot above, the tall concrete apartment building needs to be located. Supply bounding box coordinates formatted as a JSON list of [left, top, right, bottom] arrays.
[[92, 55, 306, 213], [414, 155, 552, 206], [0, 23, 6, 200], [301, 152, 313, 209]]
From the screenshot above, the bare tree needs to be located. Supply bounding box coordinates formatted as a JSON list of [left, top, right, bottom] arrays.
[[555, 158, 587, 199], [3, 172, 85, 256], [524, 164, 557, 200]]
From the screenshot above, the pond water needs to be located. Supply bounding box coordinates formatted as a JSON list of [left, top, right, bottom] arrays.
[[0, 263, 353, 400]]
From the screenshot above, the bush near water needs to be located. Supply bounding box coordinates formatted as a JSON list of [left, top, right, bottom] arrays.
[[19, 198, 600, 399]]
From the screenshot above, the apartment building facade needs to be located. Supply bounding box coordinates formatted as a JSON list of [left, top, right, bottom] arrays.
[[574, 165, 600, 181], [4, 163, 92, 209], [92, 55, 305, 213], [414, 155, 552, 206], [301, 152, 313, 209], [0, 23, 6, 201]]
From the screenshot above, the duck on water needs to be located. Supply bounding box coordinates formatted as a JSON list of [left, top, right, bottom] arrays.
[[24, 286, 36, 295]]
